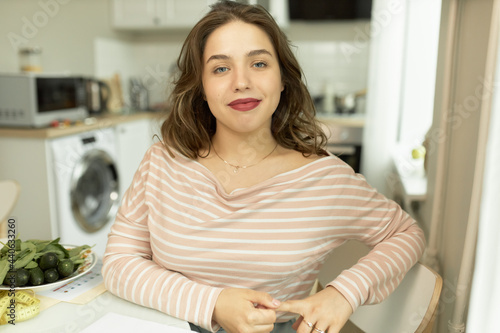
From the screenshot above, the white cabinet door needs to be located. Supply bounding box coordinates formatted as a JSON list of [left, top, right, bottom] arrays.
[[112, 0, 160, 29], [115, 119, 154, 197], [156, 0, 216, 28], [111, 0, 216, 30]]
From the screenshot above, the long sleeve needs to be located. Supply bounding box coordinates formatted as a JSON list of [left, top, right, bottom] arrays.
[[327, 173, 426, 312], [101, 148, 223, 331]]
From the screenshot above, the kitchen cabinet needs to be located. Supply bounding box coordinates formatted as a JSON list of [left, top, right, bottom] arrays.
[[111, 0, 288, 30], [111, 0, 218, 29], [111, 0, 159, 29]]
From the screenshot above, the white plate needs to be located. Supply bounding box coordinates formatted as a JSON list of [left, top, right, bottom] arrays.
[[0, 245, 97, 292]]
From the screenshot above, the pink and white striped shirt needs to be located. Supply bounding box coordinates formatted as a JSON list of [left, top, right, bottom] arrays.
[[102, 142, 425, 331]]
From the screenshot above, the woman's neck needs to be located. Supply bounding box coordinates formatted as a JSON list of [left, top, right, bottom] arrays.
[[211, 130, 278, 166]]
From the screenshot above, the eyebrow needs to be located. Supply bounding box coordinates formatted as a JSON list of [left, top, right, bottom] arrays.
[[206, 49, 273, 64]]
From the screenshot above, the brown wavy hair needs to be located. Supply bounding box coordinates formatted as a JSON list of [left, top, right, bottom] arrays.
[[161, 0, 328, 159]]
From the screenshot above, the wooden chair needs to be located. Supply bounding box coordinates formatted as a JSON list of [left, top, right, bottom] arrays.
[[0, 180, 21, 239], [316, 241, 442, 333], [348, 263, 442, 333]]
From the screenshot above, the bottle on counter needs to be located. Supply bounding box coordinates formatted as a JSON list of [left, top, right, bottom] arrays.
[[19, 46, 43, 72]]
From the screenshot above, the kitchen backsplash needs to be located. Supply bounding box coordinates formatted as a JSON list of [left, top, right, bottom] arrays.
[[293, 40, 369, 98], [94, 37, 369, 111], [94, 38, 181, 110]]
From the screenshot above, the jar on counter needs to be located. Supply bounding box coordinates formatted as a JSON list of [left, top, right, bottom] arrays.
[[19, 46, 42, 72]]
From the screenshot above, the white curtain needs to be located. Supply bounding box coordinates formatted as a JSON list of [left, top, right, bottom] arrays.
[[467, 29, 500, 331]]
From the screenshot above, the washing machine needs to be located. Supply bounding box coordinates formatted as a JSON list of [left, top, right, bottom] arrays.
[[50, 128, 120, 256]]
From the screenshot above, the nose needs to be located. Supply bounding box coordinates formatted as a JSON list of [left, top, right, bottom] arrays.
[[233, 67, 250, 92]]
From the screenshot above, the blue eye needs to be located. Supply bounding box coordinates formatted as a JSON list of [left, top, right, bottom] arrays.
[[214, 67, 228, 74], [254, 62, 267, 68]]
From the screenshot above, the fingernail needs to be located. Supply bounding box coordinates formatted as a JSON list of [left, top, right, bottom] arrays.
[[272, 299, 281, 306]]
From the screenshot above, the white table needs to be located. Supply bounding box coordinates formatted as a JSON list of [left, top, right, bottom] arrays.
[[2, 291, 190, 333]]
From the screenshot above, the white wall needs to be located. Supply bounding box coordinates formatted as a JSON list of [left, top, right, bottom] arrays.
[[0, 0, 126, 75]]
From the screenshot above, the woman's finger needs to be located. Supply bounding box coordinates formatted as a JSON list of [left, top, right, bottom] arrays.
[[310, 320, 329, 333], [247, 289, 281, 309], [276, 299, 306, 315], [278, 300, 318, 333], [214, 288, 279, 333], [296, 317, 317, 333], [248, 307, 278, 326]]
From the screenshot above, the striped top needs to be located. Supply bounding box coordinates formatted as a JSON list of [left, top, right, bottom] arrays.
[[102, 142, 425, 331]]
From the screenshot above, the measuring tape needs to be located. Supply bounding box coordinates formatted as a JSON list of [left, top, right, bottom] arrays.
[[0, 290, 40, 325]]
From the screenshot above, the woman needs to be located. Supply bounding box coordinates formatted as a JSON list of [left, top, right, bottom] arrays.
[[102, 1, 425, 333]]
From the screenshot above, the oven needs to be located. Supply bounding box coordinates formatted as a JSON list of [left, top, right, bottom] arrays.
[[320, 119, 363, 173]]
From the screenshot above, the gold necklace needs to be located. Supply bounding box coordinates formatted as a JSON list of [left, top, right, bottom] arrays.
[[212, 143, 279, 174]]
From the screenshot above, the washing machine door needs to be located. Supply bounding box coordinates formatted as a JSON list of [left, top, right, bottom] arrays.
[[70, 149, 119, 233]]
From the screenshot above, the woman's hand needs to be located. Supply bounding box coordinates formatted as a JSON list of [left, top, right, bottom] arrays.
[[213, 288, 281, 333], [276, 286, 353, 333]]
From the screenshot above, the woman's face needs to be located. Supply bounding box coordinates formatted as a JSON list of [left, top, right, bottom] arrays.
[[202, 20, 284, 138]]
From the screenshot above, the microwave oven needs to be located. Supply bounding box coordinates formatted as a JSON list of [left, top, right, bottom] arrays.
[[0, 73, 88, 128]]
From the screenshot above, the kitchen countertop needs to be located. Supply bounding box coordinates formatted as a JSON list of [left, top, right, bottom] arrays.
[[2, 290, 190, 332], [316, 113, 365, 128], [0, 111, 164, 139], [0, 112, 364, 139], [317, 113, 365, 145]]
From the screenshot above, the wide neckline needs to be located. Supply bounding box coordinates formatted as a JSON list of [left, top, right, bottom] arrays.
[[176, 148, 334, 198]]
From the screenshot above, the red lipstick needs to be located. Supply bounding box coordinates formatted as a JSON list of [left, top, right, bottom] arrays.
[[228, 98, 261, 111]]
